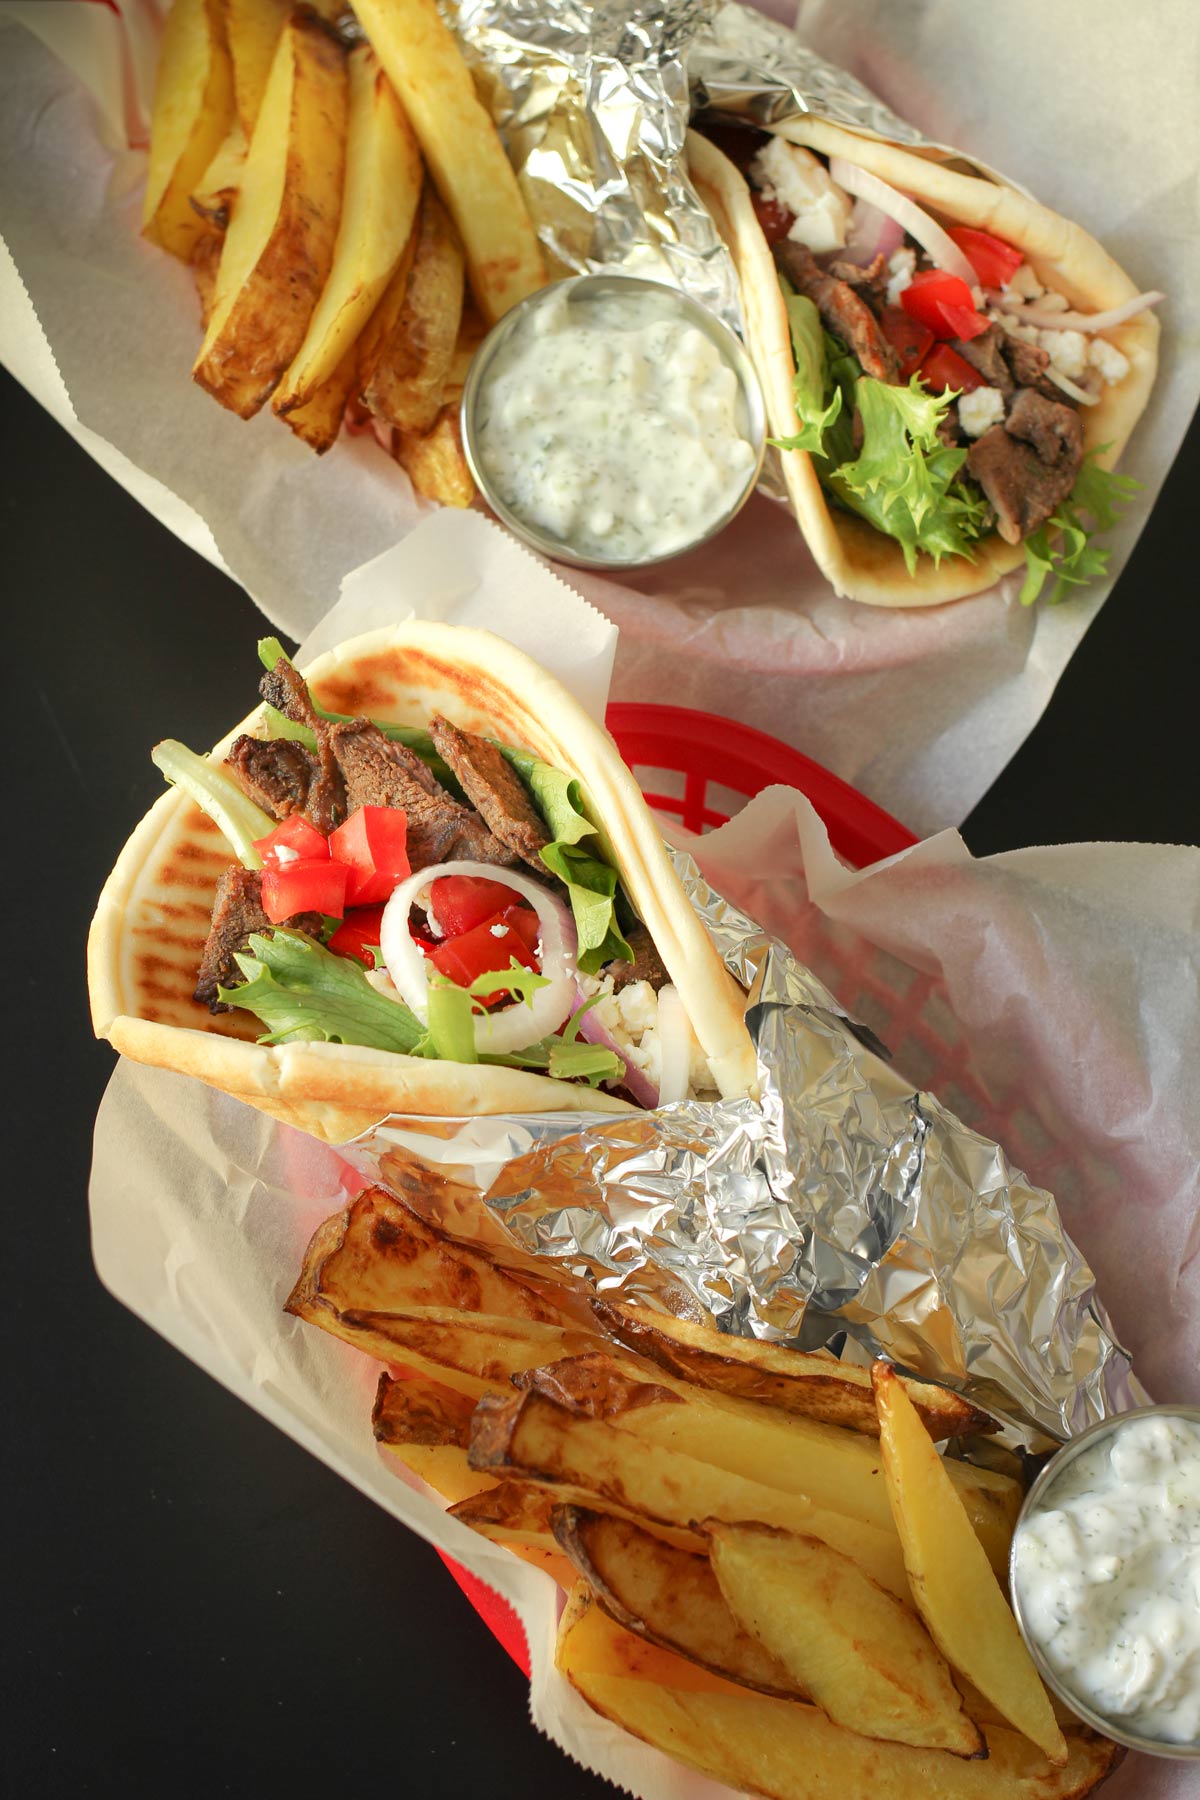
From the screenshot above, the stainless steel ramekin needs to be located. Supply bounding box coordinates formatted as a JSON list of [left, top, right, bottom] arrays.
[[460, 273, 767, 572], [1009, 1402, 1200, 1760]]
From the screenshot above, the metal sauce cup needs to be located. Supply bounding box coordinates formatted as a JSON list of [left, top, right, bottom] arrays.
[[1009, 1403, 1200, 1760], [460, 273, 767, 572]]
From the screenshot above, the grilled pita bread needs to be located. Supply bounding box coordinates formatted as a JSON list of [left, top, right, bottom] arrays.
[[89, 622, 756, 1143], [688, 122, 1158, 608]]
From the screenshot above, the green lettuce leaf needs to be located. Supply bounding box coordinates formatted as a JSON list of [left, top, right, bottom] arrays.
[[150, 740, 276, 869], [218, 930, 426, 1051], [1020, 452, 1141, 606], [769, 289, 843, 457], [501, 752, 634, 975]]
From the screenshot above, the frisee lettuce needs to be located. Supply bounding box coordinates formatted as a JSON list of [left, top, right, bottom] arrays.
[[502, 752, 634, 975], [1020, 452, 1141, 606], [219, 930, 427, 1050], [770, 290, 843, 457], [151, 740, 276, 870]]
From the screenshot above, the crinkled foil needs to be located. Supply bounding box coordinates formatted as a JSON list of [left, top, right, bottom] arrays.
[[342, 846, 1143, 1450]]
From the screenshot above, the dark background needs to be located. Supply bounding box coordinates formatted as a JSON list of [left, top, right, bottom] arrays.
[[4, 364, 1196, 1797]]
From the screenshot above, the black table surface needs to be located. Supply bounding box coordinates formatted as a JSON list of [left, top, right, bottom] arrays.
[[5, 363, 1197, 1798]]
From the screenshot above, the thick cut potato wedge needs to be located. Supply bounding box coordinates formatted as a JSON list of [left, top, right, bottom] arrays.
[[191, 119, 248, 231], [353, 0, 544, 323], [143, 0, 236, 261], [873, 1362, 1068, 1766], [448, 1485, 576, 1585], [708, 1522, 983, 1757], [594, 1299, 992, 1440], [371, 1370, 497, 1505], [360, 186, 464, 434], [193, 12, 347, 417], [280, 341, 358, 454], [468, 1368, 910, 1596], [192, 230, 223, 328], [557, 1589, 1122, 1800], [287, 1186, 565, 1327], [303, 1304, 599, 1400], [219, 0, 289, 136], [274, 45, 422, 413], [553, 1507, 799, 1698], [532, 1353, 1019, 1577], [395, 405, 474, 508]]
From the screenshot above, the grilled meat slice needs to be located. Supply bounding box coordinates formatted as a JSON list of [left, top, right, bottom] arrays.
[[327, 719, 518, 870], [965, 389, 1083, 545], [605, 921, 669, 994], [1005, 386, 1085, 466], [825, 252, 889, 298], [773, 241, 900, 382], [951, 325, 1014, 399], [427, 716, 551, 872], [194, 865, 321, 1012], [258, 661, 346, 832], [1000, 332, 1066, 402], [225, 734, 323, 822]]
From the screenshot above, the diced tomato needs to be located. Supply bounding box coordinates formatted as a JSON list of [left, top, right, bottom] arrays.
[[428, 874, 525, 939], [328, 806, 410, 906], [879, 305, 935, 380], [254, 815, 329, 868], [917, 343, 985, 396], [261, 857, 349, 924], [947, 226, 1023, 291], [327, 906, 387, 968], [751, 190, 795, 246], [900, 269, 990, 342], [428, 911, 539, 998], [500, 904, 540, 956]]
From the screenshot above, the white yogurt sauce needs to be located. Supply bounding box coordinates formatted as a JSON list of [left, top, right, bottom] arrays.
[[1012, 1414, 1200, 1745], [473, 285, 758, 563]]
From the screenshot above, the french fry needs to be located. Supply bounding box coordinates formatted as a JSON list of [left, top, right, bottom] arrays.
[[467, 1365, 911, 1597], [193, 11, 347, 417], [359, 186, 464, 435], [192, 229, 223, 328], [353, 0, 544, 323], [143, 0, 236, 261], [301, 1305, 600, 1400], [395, 404, 474, 508], [279, 341, 358, 454], [552, 1507, 799, 1699], [191, 119, 248, 231], [448, 1485, 577, 1587], [218, 0, 292, 137], [872, 1362, 1069, 1766], [557, 1588, 1122, 1800], [274, 45, 422, 414], [707, 1522, 984, 1757], [594, 1298, 992, 1441], [372, 1369, 497, 1506]]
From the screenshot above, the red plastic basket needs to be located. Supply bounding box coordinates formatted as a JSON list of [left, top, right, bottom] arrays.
[[432, 708, 916, 1674]]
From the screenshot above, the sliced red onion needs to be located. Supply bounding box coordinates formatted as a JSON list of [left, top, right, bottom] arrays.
[[1001, 291, 1163, 335], [1044, 366, 1100, 407], [654, 985, 691, 1106], [842, 196, 904, 267], [379, 860, 578, 1056], [828, 156, 980, 293], [575, 997, 660, 1110]]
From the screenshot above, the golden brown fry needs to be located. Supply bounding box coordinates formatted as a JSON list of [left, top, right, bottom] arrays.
[[193, 12, 347, 417], [395, 403, 474, 508], [353, 0, 544, 323], [371, 1370, 497, 1506], [274, 45, 422, 413], [557, 1589, 1123, 1800], [143, 0, 236, 261], [279, 340, 357, 454], [448, 1486, 576, 1586], [218, 0, 290, 136], [190, 119, 247, 231], [192, 229, 223, 329], [707, 1522, 984, 1757], [359, 186, 465, 435], [553, 1507, 799, 1698], [873, 1362, 1068, 1766], [594, 1298, 992, 1441]]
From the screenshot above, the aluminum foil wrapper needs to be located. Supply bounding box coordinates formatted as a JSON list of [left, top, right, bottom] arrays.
[[343, 844, 1143, 1451]]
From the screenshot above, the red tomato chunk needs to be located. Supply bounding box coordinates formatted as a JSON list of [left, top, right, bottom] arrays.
[[918, 343, 985, 395], [429, 912, 539, 998], [429, 873, 525, 938], [254, 815, 329, 868], [879, 305, 935, 379], [327, 906, 387, 968], [947, 226, 1023, 291], [900, 269, 989, 341], [328, 807, 411, 906], [261, 858, 349, 924], [751, 190, 795, 246]]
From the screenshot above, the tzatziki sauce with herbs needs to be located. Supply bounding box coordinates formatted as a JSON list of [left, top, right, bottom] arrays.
[[472, 284, 758, 564], [1012, 1413, 1200, 1746]]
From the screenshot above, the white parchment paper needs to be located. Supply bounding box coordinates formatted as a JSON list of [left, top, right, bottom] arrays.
[[3, 0, 1197, 834], [88, 516, 1200, 1799]]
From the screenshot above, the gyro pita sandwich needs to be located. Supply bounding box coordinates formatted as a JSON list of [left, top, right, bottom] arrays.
[[89, 622, 756, 1143], [688, 121, 1160, 608]]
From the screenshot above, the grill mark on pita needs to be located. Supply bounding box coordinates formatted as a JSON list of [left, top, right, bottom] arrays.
[[158, 862, 233, 890]]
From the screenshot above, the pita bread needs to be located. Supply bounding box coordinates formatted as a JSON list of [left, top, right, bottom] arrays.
[[688, 122, 1159, 608], [89, 622, 757, 1143]]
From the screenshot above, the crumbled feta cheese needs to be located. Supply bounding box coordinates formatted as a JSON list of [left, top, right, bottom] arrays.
[[957, 386, 1006, 438], [274, 843, 300, 865], [1039, 327, 1089, 379], [1003, 317, 1041, 344], [751, 137, 851, 255], [616, 979, 658, 1038], [885, 246, 916, 306], [1088, 336, 1130, 384], [489, 922, 508, 938], [1036, 291, 1069, 315], [575, 971, 717, 1098], [1003, 263, 1044, 302]]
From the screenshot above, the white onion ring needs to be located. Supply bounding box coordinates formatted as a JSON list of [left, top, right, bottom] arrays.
[[1043, 366, 1100, 407], [380, 860, 577, 1056], [998, 291, 1163, 335], [655, 985, 691, 1106], [575, 995, 659, 1109], [842, 197, 904, 268], [828, 156, 980, 294]]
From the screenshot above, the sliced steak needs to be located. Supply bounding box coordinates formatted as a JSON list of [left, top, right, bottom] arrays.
[[258, 661, 346, 833], [773, 241, 899, 382], [965, 389, 1083, 546], [824, 252, 888, 298], [999, 331, 1065, 402], [194, 865, 321, 1012], [427, 716, 551, 872], [605, 922, 669, 994], [225, 734, 321, 822], [951, 325, 1013, 399], [327, 719, 518, 870]]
